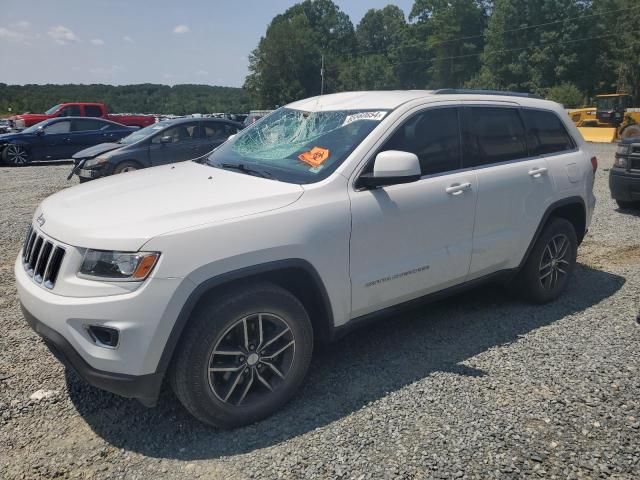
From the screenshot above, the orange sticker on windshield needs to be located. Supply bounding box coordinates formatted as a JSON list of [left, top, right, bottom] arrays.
[[298, 147, 330, 167]]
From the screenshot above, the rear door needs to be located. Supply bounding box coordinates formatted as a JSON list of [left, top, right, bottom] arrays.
[[463, 105, 556, 279], [70, 119, 110, 153], [198, 121, 238, 156], [148, 122, 201, 166]]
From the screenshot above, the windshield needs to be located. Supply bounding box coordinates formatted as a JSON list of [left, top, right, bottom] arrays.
[[118, 121, 168, 145], [596, 97, 620, 110], [206, 107, 388, 183], [45, 104, 61, 115], [21, 119, 51, 133]]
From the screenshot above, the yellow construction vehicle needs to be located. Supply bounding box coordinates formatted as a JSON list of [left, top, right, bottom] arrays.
[[569, 94, 640, 143]]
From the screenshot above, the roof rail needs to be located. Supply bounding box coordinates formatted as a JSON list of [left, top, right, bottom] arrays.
[[433, 89, 542, 99]]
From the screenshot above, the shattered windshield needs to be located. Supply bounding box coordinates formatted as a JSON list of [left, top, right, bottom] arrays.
[[206, 107, 388, 183]]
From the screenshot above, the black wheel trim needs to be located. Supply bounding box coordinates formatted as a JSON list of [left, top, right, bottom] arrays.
[[538, 233, 571, 290], [6, 144, 28, 165], [207, 312, 296, 407]]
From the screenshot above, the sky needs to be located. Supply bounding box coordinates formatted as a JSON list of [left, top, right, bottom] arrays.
[[0, 0, 414, 88]]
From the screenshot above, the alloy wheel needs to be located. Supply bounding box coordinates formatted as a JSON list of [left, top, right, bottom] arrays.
[[538, 233, 570, 290], [5, 145, 28, 165], [207, 312, 295, 406]]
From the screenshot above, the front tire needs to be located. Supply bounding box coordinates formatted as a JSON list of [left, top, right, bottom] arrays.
[[516, 217, 577, 304], [170, 282, 313, 428], [2, 144, 30, 165], [112, 161, 140, 174]]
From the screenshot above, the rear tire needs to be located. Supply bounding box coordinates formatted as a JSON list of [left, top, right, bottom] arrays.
[[516, 217, 577, 304], [112, 161, 140, 174], [2, 144, 30, 166], [170, 282, 313, 428]]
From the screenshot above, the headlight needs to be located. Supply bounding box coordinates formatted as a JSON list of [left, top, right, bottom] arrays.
[[616, 144, 631, 155], [79, 250, 159, 281], [614, 156, 628, 168], [84, 153, 112, 168]]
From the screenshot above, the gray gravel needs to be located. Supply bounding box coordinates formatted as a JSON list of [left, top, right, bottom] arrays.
[[1, 146, 639, 479]]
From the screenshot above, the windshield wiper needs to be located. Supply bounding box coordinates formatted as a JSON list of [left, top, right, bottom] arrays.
[[218, 162, 273, 179]]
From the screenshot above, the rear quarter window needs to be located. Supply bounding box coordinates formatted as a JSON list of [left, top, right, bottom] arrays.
[[522, 109, 575, 156]]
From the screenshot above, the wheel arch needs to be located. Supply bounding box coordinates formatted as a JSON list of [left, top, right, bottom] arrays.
[[113, 158, 145, 171], [519, 196, 587, 270], [154, 259, 334, 376]]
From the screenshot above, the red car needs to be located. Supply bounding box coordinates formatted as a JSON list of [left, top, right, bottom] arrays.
[[9, 102, 155, 130]]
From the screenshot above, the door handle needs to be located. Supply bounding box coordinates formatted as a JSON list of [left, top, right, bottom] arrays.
[[446, 182, 472, 195], [528, 167, 548, 178]]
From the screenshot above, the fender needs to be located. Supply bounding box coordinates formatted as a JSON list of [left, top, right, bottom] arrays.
[[517, 195, 587, 270], [153, 258, 334, 376]]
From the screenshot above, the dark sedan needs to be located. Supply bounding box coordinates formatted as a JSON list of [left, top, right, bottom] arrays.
[[0, 117, 137, 165], [70, 117, 242, 182]]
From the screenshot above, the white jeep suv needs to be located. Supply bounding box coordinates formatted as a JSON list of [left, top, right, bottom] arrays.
[[16, 90, 596, 428]]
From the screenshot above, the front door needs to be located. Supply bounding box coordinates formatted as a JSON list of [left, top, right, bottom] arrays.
[[349, 106, 478, 318], [34, 120, 73, 160], [148, 122, 201, 166]]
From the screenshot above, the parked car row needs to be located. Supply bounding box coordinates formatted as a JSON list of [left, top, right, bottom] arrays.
[[8, 102, 155, 130], [0, 117, 137, 165], [70, 117, 242, 182], [0, 116, 242, 181]]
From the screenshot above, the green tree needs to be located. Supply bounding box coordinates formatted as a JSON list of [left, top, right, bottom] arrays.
[[244, 0, 356, 107], [546, 82, 585, 107], [471, 0, 591, 94], [410, 0, 488, 88], [591, 0, 640, 103]]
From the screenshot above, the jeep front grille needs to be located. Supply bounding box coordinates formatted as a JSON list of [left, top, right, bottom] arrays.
[[22, 226, 66, 289]]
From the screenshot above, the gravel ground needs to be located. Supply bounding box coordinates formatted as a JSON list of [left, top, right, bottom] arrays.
[[1, 146, 638, 479]]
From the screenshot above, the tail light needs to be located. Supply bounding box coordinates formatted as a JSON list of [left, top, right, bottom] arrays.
[[590, 156, 598, 174]]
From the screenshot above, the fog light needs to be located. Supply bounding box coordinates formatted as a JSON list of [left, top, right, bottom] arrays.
[[87, 325, 120, 348]]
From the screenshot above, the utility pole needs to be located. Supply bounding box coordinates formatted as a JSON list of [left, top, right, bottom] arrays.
[[320, 54, 325, 96]]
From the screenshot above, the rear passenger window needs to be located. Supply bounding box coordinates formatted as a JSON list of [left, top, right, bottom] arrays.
[[71, 119, 106, 131], [85, 105, 103, 117], [381, 107, 461, 176], [522, 109, 574, 156], [59, 105, 81, 117], [202, 122, 229, 141], [462, 107, 527, 167]]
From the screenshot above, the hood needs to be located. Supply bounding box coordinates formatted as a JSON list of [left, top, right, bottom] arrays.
[[0, 132, 32, 142], [15, 113, 48, 122], [73, 142, 123, 160], [35, 161, 304, 251]]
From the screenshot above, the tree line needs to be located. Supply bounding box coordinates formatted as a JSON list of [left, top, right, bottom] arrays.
[[0, 83, 251, 116], [244, 0, 640, 109]]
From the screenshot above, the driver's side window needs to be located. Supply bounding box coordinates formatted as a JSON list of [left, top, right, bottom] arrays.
[[379, 107, 462, 176], [44, 121, 71, 134], [151, 124, 196, 144], [58, 105, 81, 117]]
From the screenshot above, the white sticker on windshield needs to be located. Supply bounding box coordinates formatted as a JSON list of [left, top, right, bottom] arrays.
[[342, 111, 387, 126]]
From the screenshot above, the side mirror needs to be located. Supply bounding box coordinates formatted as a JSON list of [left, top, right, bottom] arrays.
[[159, 135, 172, 144], [357, 150, 421, 189], [35, 126, 45, 136]]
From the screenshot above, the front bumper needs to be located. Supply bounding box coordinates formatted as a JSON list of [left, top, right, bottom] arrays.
[[609, 167, 640, 202], [21, 304, 162, 406], [15, 249, 186, 376]]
